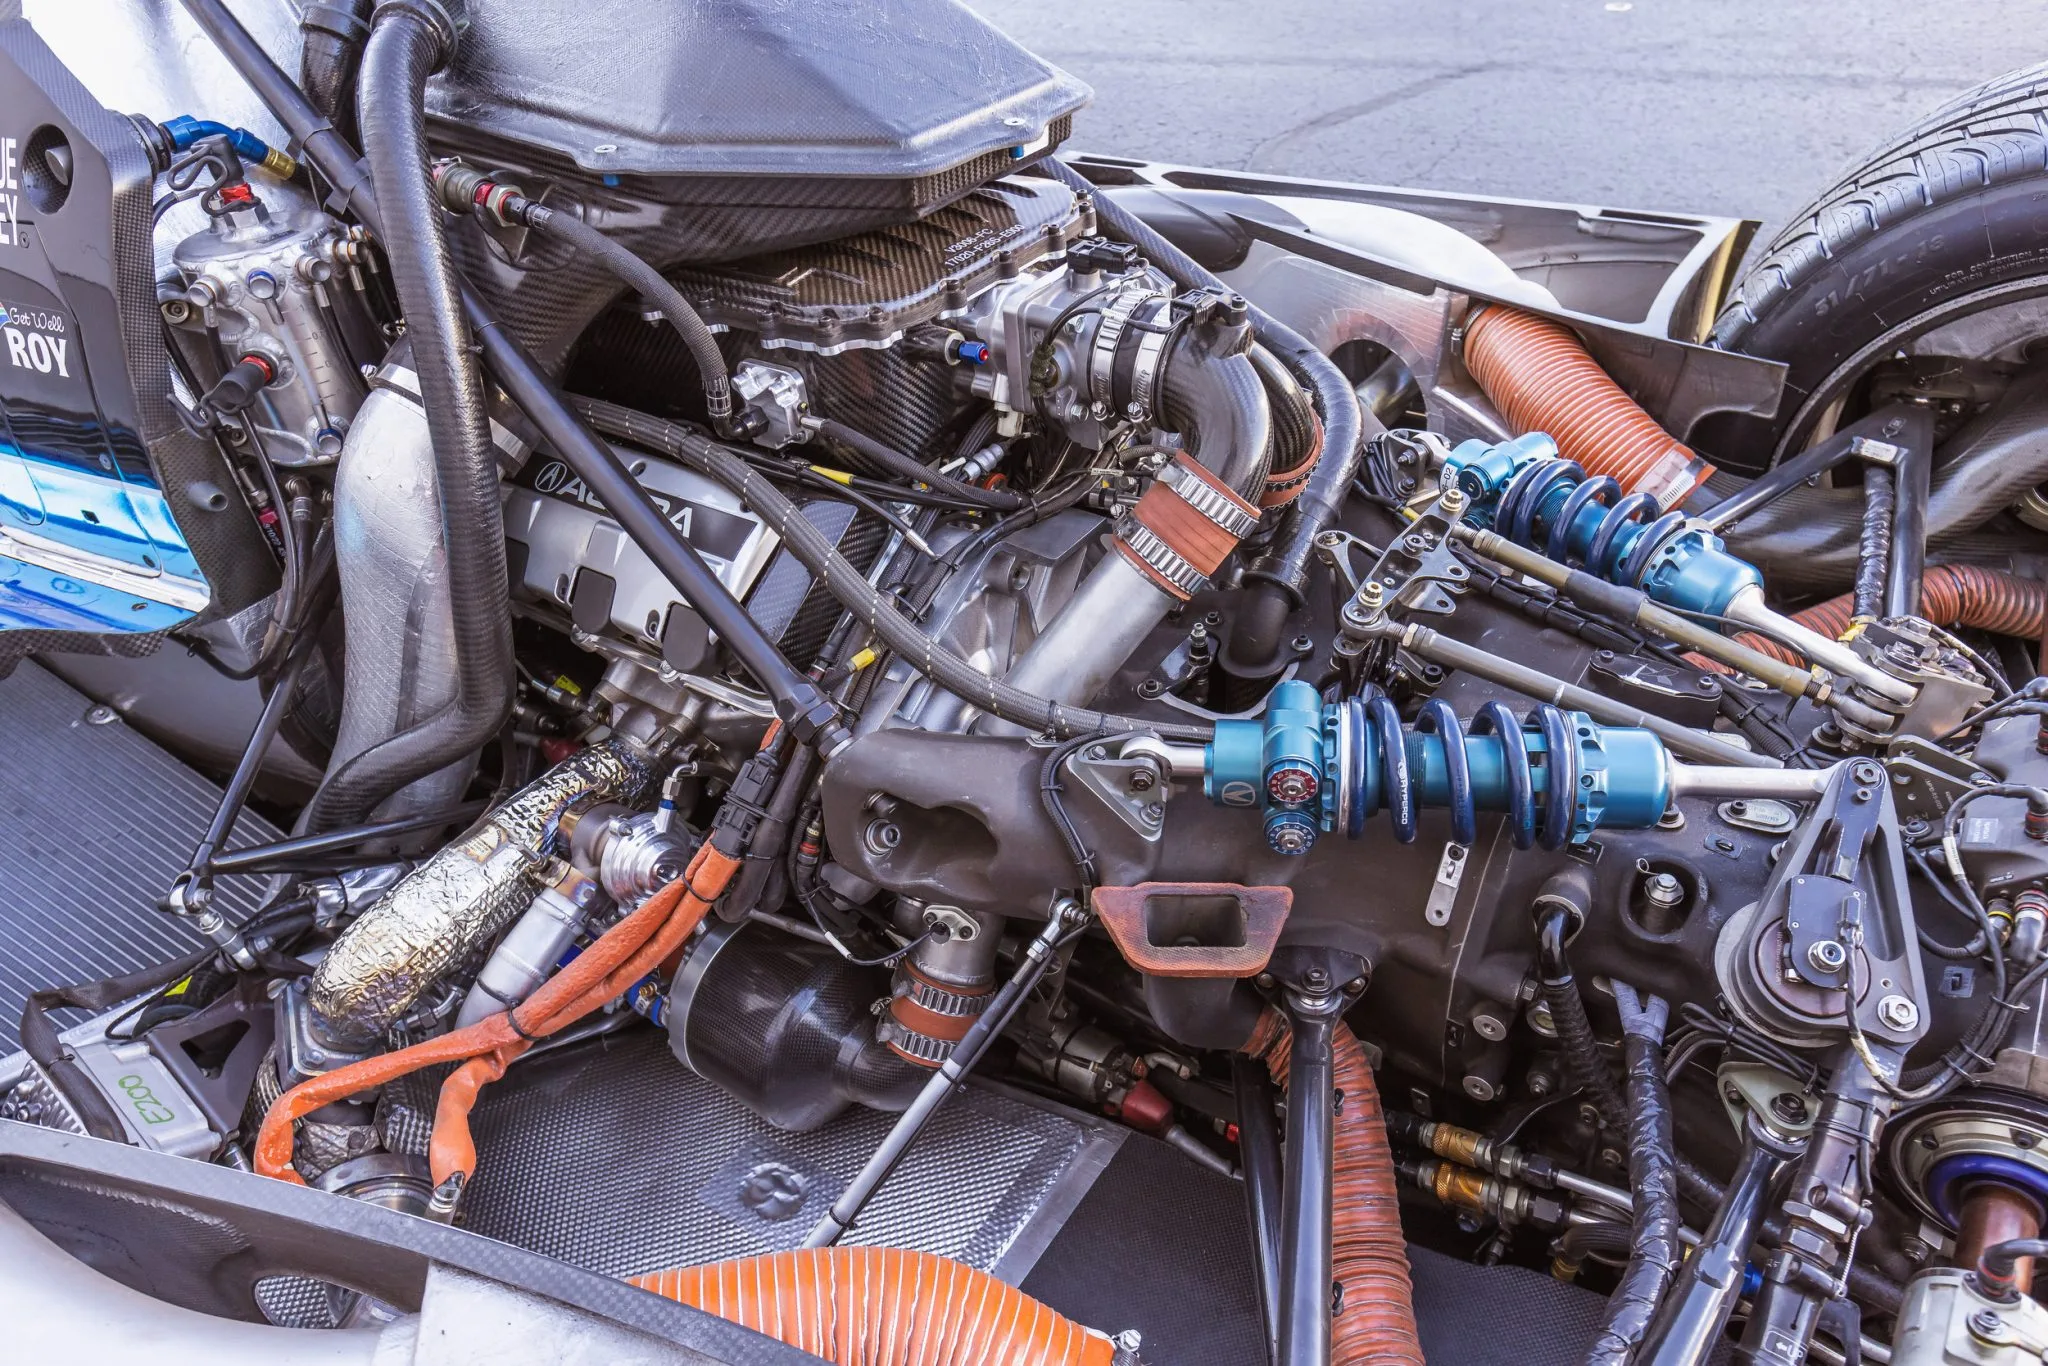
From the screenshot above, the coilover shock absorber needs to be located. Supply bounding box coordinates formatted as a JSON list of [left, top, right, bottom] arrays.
[[1190, 679, 1832, 856], [1443, 433, 1916, 703]]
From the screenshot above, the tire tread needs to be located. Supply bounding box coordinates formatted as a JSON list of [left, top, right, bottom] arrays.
[[1712, 62, 2048, 348]]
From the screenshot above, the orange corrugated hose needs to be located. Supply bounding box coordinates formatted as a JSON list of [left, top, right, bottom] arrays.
[[255, 841, 739, 1183], [1243, 1010, 1424, 1366], [1729, 564, 2048, 667], [1464, 306, 1715, 507], [633, 1248, 1116, 1366]]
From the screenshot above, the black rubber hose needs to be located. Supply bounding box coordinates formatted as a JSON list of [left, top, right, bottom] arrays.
[[1159, 326, 1274, 496], [1041, 159, 1368, 668], [568, 396, 1214, 743], [517, 202, 734, 428], [1853, 463, 1893, 620], [298, 0, 371, 128], [1587, 983, 1680, 1366], [1726, 366, 2048, 593], [1534, 884, 1626, 1124], [302, 4, 513, 832], [812, 416, 1025, 510]]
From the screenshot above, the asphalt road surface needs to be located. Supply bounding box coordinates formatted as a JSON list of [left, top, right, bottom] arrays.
[[969, 0, 2047, 260]]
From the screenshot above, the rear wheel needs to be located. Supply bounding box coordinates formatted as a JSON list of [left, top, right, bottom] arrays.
[[1703, 62, 2048, 473]]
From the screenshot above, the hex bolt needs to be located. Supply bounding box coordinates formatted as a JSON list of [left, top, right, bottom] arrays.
[[1770, 1093, 1809, 1125], [1807, 940, 1848, 974], [1129, 769, 1156, 792], [1969, 1309, 2008, 1343], [1644, 872, 1685, 910], [1877, 994, 1920, 1032]]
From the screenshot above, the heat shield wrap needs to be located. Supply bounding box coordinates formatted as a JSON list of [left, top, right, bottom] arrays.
[[307, 740, 651, 1043]]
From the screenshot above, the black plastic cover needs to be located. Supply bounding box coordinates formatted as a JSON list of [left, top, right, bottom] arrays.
[[431, 0, 1090, 180]]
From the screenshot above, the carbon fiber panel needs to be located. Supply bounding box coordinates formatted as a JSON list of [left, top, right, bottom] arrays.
[[461, 1025, 1123, 1282], [0, 661, 282, 1052]]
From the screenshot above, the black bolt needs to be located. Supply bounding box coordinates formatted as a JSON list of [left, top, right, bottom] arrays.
[[1771, 1093, 1809, 1124], [1304, 967, 1329, 989]]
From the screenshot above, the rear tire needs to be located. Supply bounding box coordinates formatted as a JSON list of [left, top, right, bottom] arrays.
[[1704, 62, 2048, 472]]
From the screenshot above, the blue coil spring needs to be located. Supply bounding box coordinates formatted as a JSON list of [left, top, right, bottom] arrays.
[[1338, 688, 1581, 851], [1496, 458, 1687, 589]]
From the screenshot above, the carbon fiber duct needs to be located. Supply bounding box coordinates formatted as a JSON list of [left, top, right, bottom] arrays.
[[321, 382, 473, 829], [307, 740, 651, 1045]]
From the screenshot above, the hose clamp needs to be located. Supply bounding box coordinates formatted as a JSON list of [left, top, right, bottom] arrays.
[[1156, 458, 1261, 541], [1089, 285, 1168, 419], [1115, 518, 1210, 599]]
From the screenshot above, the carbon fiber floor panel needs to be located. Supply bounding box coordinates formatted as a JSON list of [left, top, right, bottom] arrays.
[[0, 662, 282, 1051], [462, 1025, 1125, 1285]]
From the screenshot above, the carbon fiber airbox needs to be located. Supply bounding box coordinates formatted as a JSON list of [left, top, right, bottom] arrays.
[[431, 0, 1092, 366]]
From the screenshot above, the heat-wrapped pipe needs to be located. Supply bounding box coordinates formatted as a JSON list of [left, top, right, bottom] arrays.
[[1243, 1010, 1424, 1366], [633, 1248, 1116, 1365], [306, 740, 650, 1045], [1586, 982, 1679, 1366], [1853, 464, 1894, 622], [302, 1, 513, 832], [1463, 306, 1715, 507], [260, 838, 740, 1183]]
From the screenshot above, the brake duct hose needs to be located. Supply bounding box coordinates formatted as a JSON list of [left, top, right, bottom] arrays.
[[567, 396, 1214, 743], [1463, 306, 1717, 507], [1241, 1010, 1423, 1365], [1587, 982, 1679, 1366], [300, 1, 513, 832], [633, 1249, 1116, 1366], [1041, 158, 1370, 682]]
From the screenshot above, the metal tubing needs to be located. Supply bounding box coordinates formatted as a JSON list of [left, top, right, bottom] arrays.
[[186, 622, 324, 884], [1639, 1127, 1789, 1366], [1666, 763, 1836, 802], [1694, 427, 1873, 535], [1398, 624, 1777, 768], [1277, 995, 1337, 1366], [1232, 1055, 1286, 1364], [804, 907, 1079, 1248], [207, 804, 489, 873], [1722, 586, 1916, 703], [1457, 526, 1822, 702], [981, 553, 1178, 736]]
